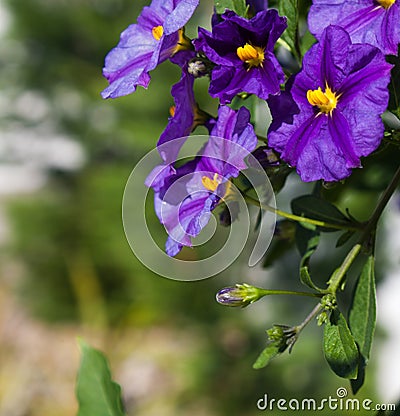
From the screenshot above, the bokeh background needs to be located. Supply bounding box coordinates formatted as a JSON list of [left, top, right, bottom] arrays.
[[0, 0, 399, 415]]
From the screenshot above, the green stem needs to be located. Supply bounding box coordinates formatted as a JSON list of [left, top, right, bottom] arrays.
[[296, 303, 323, 333], [326, 244, 362, 294], [359, 164, 400, 243], [327, 164, 400, 294], [258, 289, 323, 298], [244, 195, 361, 232]]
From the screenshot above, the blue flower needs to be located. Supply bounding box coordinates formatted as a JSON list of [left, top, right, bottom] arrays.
[[157, 51, 214, 164], [268, 26, 392, 182], [146, 106, 257, 256], [308, 0, 400, 55], [195, 10, 286, 103], [101, 0, 199, 99]]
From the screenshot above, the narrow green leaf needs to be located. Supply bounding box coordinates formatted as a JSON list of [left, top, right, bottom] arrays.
[[291, 195, 353, 231], [349, 255, 376, 361], [300, 266, 322, 292], [278, 0, 299, 58], [76, 340, 126, 416], [253, 342, 282, 369], [214, 0, 247, 16], [324, 310, 359, 379]]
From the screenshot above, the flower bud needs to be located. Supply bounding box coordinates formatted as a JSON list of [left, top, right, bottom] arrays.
[[320, 294, 337, 311], [187, 57, 212, 78], [317, 311, 329, 326], [216, 283, 262, 307], [267, 324, 298, 352]]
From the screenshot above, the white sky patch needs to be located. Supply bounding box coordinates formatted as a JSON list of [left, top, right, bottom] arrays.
[[0, 127, 86, 173], [376, 195, 400, 402]]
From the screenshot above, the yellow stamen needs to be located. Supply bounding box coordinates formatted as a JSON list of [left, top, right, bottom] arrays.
[[172, 29, 193, 55], [377, 0, 395, 9], [306, 84, 340, 115], [202, 173, 221, 192], [237, 43, 265, 69], [169, 105, 176, 117], [202, 175, 236, 203], [152, 25, 164, 41]]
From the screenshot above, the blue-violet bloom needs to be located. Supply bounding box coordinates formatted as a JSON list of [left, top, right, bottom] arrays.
[[268, 25, 392, 182], [195, 10, 287, 104], [308, 0, 400, 55], [157, 51, 214, 163], [146, 105, 257, 256], [101, 0, 199, 99]]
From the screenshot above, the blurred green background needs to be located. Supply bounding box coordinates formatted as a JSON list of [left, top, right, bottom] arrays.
[[0, 0, 399, 415]]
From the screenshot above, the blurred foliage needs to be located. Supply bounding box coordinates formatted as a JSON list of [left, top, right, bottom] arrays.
[[1, 0, 399, 414]]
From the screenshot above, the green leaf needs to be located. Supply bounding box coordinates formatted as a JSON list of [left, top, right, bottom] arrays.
[[76, 340, 126, 416], [300, 29, 317, 58], [278, 0, 299, 59], [253, 342, 282, 369], [291, 195, 353, 231], [296, 225, 324, 291], [214, 0, 247, 16], [324, 309, 359, 379], [349, 255, 376, 361]]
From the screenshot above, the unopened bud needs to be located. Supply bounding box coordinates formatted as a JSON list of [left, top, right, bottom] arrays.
[[216, 283, 262, 307], [321, 294, 337, 311], [267, 324, 298, 352]]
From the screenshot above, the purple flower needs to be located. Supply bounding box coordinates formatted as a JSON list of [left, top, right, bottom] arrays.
[[101, 0, 199, 99], [308, 0, 400, 55], [146, 106, 257, 256], [195, 10, 287, 104], [268, 25, 392, 182], [157, 51, 214, 163]]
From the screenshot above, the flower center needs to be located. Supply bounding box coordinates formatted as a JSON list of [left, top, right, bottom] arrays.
[[152, 25, 164, 41], [376, 0, 395, 9], [202, 173, 221, 192], [237, 43, 265, 68], [306, 85, 339, 115], [169, 105, 176, 117]]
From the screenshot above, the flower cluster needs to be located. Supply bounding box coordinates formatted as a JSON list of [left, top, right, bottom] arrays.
[[102, 0, 396, 256]]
